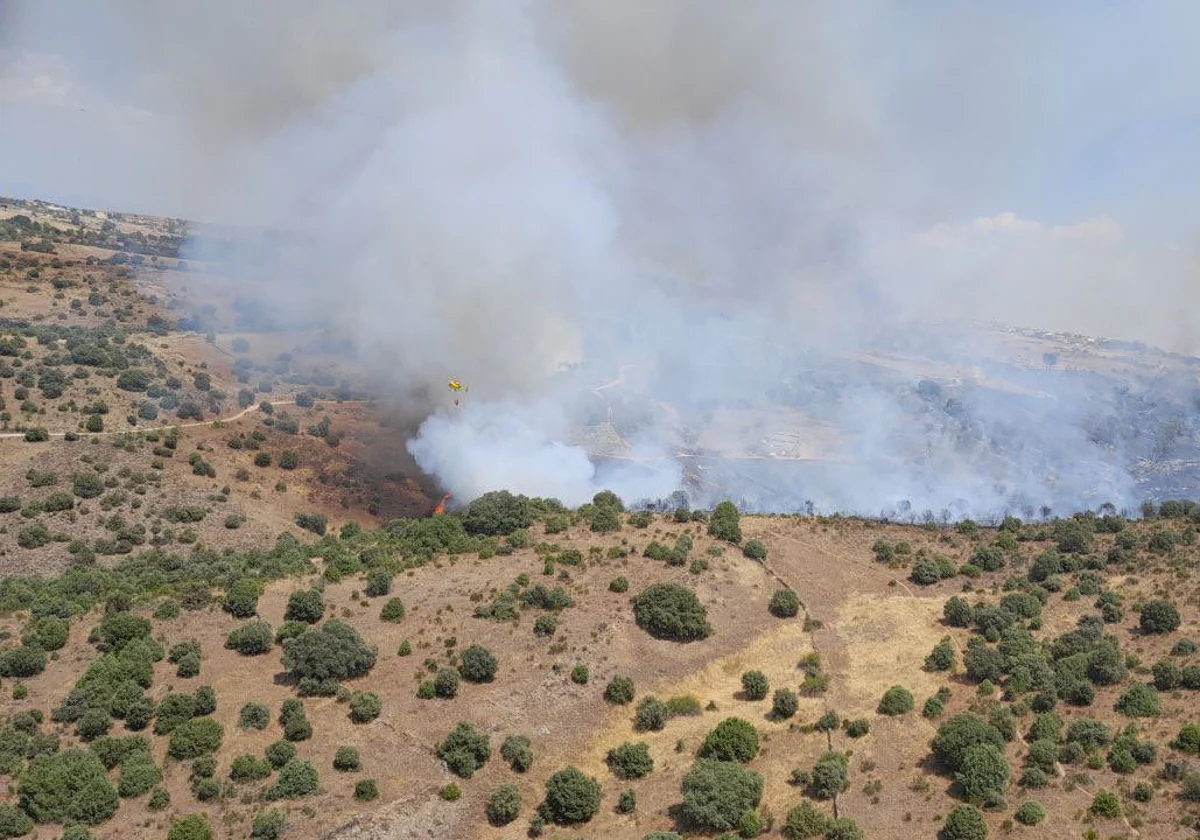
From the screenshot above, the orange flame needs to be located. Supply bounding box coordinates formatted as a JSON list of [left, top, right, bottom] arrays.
[[433, 493, 452, 516]]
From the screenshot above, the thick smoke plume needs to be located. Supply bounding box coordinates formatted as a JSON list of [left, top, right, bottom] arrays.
[[11, 1, 1200, 516]]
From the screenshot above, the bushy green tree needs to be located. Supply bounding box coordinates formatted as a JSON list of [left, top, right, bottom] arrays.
[[460, 645, 498, 682], [954, 743, 1010, 805], [269, 759, 319, 799], [932, 714, 1005, 773], [1114, 683, 1161, 717], [878, 686, 915, 716], [741, 670, 769, 700], [463, 490, 533, 536], [437, 723, 490, 778], [939, 804, 987, 840], [18, 749, 119, 825], [167, 718, 223, 760], [501, 734, 533, 772], [225, 621, 273, 655], [773, 688, 799, 720], [633, 584, 712, 641], [223, 579, 260, 618], [281, 620, 377, 686], [487, 784, 521, 826], [699, 718, 759, 763], [239, 703, 270, 730], [680, 759, 762, 832], [1140, 600, 1181, 634], [606, 742, 653, 780], [925, 638, 957, 671], [0, 804, 32, 839], [708, 501, 742, 543], [810, 753, 850, 800], [284, 589, 324, 624], [348, 692, 381, 723], [604, 676, 635, 705], [379, 597, 405, 623], [541, 767, 601, 825], [167, 815, 212, 840]]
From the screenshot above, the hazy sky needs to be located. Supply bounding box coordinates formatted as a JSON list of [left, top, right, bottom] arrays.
[[2, 1, 1198, 234]]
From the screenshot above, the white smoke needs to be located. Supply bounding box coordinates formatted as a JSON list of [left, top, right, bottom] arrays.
[[6, 0, 1200, 515]]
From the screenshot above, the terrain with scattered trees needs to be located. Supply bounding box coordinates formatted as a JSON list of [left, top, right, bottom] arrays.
[[2, 199, 1200, 840]]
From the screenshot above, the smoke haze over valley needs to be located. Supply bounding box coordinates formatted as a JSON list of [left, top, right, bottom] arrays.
[[4, 1, 1200, 518]]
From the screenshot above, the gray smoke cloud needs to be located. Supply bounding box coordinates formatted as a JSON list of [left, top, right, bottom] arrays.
[[10, 0, 1200, 515]]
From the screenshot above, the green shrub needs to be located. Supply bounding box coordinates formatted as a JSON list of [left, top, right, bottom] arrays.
[[434, 667, 460, 698], [825, 820, 863, 840], [769, 589, 800, 618], [349, 692, 381, 723], [354, 780, 379, 801], [0, 804, 32, 839], [1115, 683, 1161, 717], [932, 714, 1005, 772], [782, 800, 829, 839], [284, 589, 325, 624], [570, 664, 589, 685], [117, 753, 161, 797], [542, 767, 601, 825], [606, 742, 654, 779], [225, 621, 273, 655], [925, 638, 957, 672], [533, 614, 557, 637], [167, 815, 212, 840], [333, 746, 362, 771], [193, 685, 216, 716], [708, 501, 742, 544], [501, 734, 534, 772], [741, 670, 769, 700], [239, 703, 270, 730], [487, 784, 521, 826], [265, 741, 296, 769], [1173, 723, 1200, 754], [437, 723, 490, 778], [379, 597, 405, 623], [699, 718, 759, 763], [772, 689, 799, 720], [877, 686, 914, 716], [810, 752, 850, 799], [1140, 600, 1181, 634], [844, 718, 870, 738], [954, 743, 1010, 805], [439, 783, 461, 801], [147, 788, 170, 811], [609, 577, 629, 593], [269, 759, 319, 799], [680, 759, 762, 832], [230, 754, 273, 782], [167, 717, 223, 760], [223, 578, 260, 618], [605, 676, 635, 705], [251, 809, 286, 840], [460, 645, 498, 682], [633, 583, 711, 642], [939, 804, 987, 840], [742, 539, 767, 561], [616, 788, 637, 814], [281, 620, 377, 685], [18, 749, 119, 825], [23, 616, 68, 651], [1090, 790, 1121, 817]]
